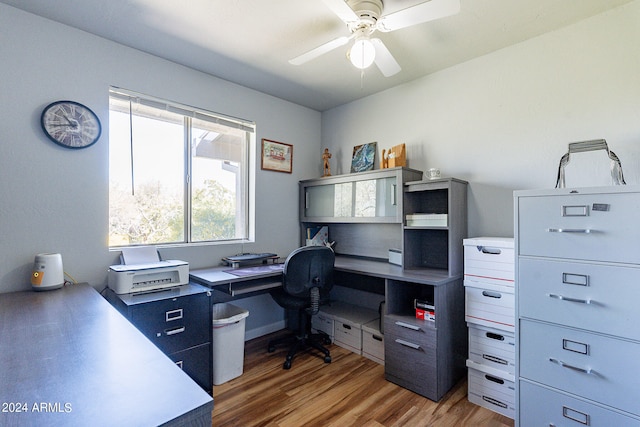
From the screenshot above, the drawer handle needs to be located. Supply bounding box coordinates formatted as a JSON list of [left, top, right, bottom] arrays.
[[484, 374, 504, 385], [372, 334, 383, 342], [548, 294, 592, 305], [482, 290, 502, 299], [547, 228, 592, 233], [395, 321, 421, 331], [391, 184, 397, 206], [549, 358, 593, 375], [486, 332, 505, 341], [165, 326, 185, 336], [395, 338, 421, 350], [166, 308, 183, 322], [341, 324, 351, 330]]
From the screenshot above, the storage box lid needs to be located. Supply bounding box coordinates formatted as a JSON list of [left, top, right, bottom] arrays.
[[463, 237, 514, 248]]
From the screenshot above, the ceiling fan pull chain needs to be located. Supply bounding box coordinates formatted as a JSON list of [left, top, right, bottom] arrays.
[[360, 69, 365, 89]]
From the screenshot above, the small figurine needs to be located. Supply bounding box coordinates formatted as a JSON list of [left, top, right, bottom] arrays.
[[322, 148, 332, 176], [381, 149, 389, 169]]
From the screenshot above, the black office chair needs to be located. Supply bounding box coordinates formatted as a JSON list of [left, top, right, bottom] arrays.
[[267, 245, 335, 369]]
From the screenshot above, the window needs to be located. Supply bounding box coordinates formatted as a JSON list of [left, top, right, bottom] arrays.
[[108, 88, 254, 247]]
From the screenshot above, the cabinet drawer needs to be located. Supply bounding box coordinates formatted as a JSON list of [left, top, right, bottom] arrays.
[[168, 343, 211, 392], [468, 324, 515, 375], [520, 320, 640, 415], [519, 258, 640, 341], [384, 329, 436, 399], [517, 192, 640, 264], [465, 284, 514, 332], [463, 239, 514, 283], [519, 380, 640, 427], [362, 320, 384, 364], [131, 293, 210, 354]]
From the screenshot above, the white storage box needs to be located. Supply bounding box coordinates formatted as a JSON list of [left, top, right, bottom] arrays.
[[319, 301, 378, 354], [468, 324, 516, 375], [211, 303, 249, 385], [465, 283, 515, 332], [463, 237, 514, 286], [467, 362, 515, 419], [311, 310, 334, 341], [362, 319, 384, 365]]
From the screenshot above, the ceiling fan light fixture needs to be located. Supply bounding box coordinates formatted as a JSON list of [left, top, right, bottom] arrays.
[[349, 38, 375, 69]]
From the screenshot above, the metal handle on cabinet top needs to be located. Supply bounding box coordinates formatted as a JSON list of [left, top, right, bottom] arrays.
[[395, 321, 421, 331], [549, 358, 593, 375], [547, 228, 593, 233], [165, 326, 185, 336], [548, 294, 592, 305], [395, 339, 421, 350]]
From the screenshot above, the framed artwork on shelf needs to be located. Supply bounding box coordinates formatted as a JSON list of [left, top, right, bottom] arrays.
[[351, 142, 377, 173], [261, 139, 293, 173]]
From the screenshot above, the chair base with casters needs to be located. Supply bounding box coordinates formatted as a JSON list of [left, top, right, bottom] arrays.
[[267, 245, 335, 370], [267, 292, 332, 369]]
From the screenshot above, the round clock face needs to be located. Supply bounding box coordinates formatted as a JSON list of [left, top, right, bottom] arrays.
[[41, 100, 102, 149]]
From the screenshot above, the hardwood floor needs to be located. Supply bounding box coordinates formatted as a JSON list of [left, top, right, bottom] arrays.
[[211, 331, 514, 427]]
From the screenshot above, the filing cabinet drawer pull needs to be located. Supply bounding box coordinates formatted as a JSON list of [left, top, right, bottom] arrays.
[[166, 308, 183, 322], [395, 338, 421, 350], [165, 326, 185, 336], [549, 358, 593, 375], [548, 294, 592, 305], [395, 321, 421, 331], [547, 228, 592, 234]]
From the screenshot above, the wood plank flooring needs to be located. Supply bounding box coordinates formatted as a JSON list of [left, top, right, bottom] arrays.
[[211, 330, 514, 426]]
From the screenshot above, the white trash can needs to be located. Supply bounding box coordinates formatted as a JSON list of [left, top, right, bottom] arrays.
[[211, 303, 250, 385]]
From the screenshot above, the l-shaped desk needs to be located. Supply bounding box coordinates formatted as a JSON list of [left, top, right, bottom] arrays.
[[190, 254, 467, 402]]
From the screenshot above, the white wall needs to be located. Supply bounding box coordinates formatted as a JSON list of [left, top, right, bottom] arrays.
[[322, 1, 640, 238], [0, 0, 321, 338]]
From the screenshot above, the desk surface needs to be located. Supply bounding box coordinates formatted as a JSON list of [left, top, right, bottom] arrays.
[[0, 283, 213, 427], [190, 255, 458, 289]]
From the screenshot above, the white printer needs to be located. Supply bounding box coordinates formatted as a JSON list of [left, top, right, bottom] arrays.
[[108, 260, 189, 294]]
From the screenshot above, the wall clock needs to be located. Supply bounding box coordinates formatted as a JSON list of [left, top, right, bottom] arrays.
[[40, 100, 102, 149]]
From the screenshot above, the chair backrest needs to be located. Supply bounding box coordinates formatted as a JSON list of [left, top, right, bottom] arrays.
[[283, 246, 335, 298]]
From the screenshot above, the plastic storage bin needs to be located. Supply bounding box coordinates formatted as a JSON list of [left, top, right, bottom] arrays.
[[211, 303, 249, 385]]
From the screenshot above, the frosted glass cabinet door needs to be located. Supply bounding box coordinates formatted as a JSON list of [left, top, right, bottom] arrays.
[[304, 184, 335, 218], [375, 177, 398, 218]]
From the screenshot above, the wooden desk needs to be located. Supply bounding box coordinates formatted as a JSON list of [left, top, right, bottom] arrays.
[[0, 283, 213, 427]]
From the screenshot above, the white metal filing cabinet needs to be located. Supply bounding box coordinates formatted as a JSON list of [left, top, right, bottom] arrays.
[[515, 186, 640, 426], [464, 237, 515, 419]]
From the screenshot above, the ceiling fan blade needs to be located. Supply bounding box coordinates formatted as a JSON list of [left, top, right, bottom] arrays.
[[321, 0, 359, 24], [371, 38, 401, 77], [376, 0, 460, 32], [289, 36, 352, 65]]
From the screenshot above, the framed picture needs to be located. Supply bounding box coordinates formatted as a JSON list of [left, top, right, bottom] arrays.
[[351, 142, 377, 173], [261, 139, 293, 173]]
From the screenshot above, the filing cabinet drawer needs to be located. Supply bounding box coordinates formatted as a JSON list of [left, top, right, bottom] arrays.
[[131, 293, 210, 354], [519, 380, 640, 427], [517, 192, 640, 264], [465, 284, 514, 333], [468, 366, 515, 419], [468, 324, 515, 375], [519, 257, 640, 341], [168, 343, 211, 392], [520, 319, 640, 415]]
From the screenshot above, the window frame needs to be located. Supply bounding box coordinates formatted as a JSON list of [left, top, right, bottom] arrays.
[[108, 87, 256, 248]]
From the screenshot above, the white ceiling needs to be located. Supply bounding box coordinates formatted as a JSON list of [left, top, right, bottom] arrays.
[[2, 0, 632, 111]]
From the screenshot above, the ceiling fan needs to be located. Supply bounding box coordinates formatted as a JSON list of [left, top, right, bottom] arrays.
[[289, 0, 461, 77]]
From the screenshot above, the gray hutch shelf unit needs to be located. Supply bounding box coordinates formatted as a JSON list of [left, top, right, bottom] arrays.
[[299, 167, 469, 401]]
